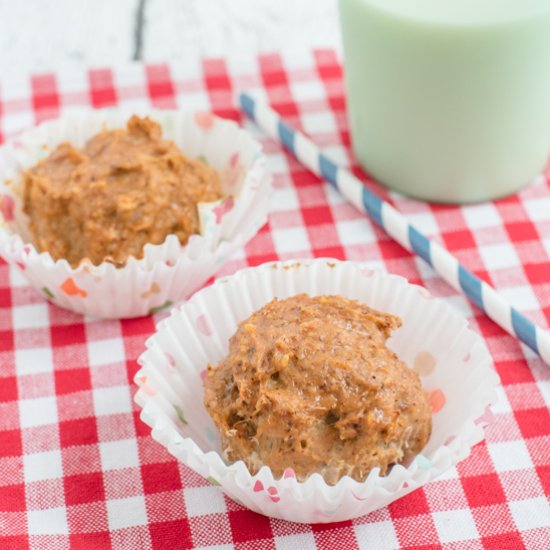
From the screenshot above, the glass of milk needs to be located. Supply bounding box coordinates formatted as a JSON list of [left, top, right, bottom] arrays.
[[339, 0, 550, 203]]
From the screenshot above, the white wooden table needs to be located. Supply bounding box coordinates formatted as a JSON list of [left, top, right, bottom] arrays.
[[0, 0, 340, 75]]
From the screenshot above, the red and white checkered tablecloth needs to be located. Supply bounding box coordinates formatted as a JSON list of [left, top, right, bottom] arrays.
[[1, 49, 549, 550]]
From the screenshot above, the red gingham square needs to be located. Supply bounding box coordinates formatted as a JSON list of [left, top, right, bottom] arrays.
[[50, 324, 87, 348], [120, 316, 156, 339], [54, 367, 91, 395], [514, 408, 550, 439], [59, 416, 98, 448], [0, 375, 17, 401], [69, 532, 111, 549], [0, 331, 14, 352], [88, 68, 117, 109], [1, 536, 30, 550], [64, 472, 105, 506], [536, 464, 550, 494], [523, 263, 550, 286], [0, 287, 12, 308], [388, 489, 431, 519], [145, 64, 176, 107], [461, 474, 506, 508], [203, 58, 232, 91], [0, 49, 549, 549], [149, 519, 193, 550], [141, 461, 182, 495], [228, 509, 274, 543], [505, 221, 539, 242], [378, 239, 414, 261], [133, 410, 151, 438], [314, 50, 343, 81], [300, 204, 334, 226], [0, 484, 26, 511], [31, 74, 59, 122], [496, 359, 536, 385], [482, 531, 525, 550]]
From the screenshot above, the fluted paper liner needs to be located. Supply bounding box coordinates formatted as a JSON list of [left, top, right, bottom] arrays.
[[0, 109, 271, 318], [135, 259, 498, 523]]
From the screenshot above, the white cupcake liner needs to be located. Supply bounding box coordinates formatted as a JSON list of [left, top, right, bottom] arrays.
[[135, 259, 498, 523], [0, 109, 271, 318]]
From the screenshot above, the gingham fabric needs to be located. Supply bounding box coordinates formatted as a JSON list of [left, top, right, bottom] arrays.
[[1, 50, 549, 550]]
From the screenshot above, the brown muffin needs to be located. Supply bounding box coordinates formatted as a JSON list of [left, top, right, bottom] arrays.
[[204, 294, 432, 484], [23, 115, 222, 267]]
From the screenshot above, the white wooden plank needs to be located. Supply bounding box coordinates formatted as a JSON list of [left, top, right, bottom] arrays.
[[142, 0, 340, 61], [0, 0, 138, 76], [0, 0, 341, 77]]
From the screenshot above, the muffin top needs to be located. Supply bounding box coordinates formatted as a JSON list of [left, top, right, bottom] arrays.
[[203, 294, 432, 484], [23, 115, 222, 267]]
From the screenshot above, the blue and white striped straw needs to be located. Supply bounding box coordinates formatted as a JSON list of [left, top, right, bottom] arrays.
[[239, 92, 550, 366]]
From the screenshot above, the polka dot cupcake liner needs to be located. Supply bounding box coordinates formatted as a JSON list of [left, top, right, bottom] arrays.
[[134, 259, 499, 523], [0, 109, 271, 318]]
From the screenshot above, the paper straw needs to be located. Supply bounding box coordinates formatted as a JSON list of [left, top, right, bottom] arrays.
[[239, 92, 550, 366]]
